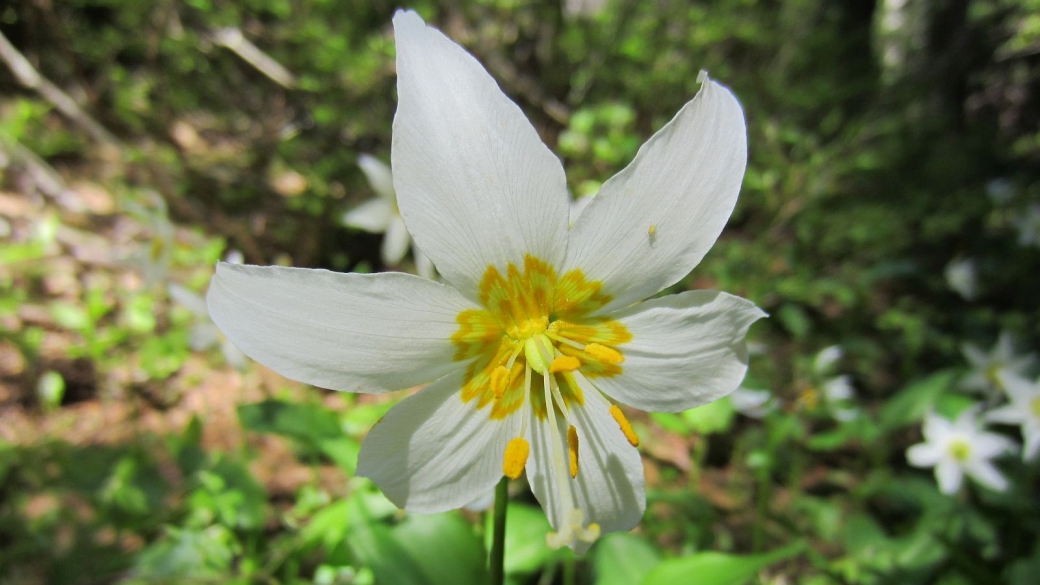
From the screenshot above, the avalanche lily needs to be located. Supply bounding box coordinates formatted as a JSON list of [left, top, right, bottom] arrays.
[[207, 11, 761, 552], [906, 409, 1015, 494], [343, 154, 435, 279]]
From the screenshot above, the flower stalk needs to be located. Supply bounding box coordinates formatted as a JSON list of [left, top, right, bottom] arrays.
[[489, 476, 509, 585]]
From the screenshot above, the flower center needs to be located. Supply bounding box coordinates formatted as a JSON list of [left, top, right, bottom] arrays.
[[451, 255, 637, 548], [451, 255, 632, 422], [1031, 397, 1040, 420], [948, 439, 971, 462]]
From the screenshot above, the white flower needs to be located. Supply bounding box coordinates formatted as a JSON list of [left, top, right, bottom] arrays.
[[987, 373, 1040, 460], [804, 345, 859, 421], [944, 258, 978, 300], [343, 154, 435, 279], [960, 331, 1036, 396], [207, 11, 760, 553], [729, 387, 774, 419], [168, 283, 246, 371], [906, 409, 1015, 494]]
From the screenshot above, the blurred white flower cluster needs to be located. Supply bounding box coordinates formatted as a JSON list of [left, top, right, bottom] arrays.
[[907, 330, 1039, 494]]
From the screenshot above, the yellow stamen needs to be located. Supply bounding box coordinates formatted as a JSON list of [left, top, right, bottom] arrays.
[[550, 355, 581, 373], [503, 437, 530, 479], [610, 404, 639, 447], [585, 343, 623, 365], [490, 365, 511, 399], [567, 425, 579, 478]]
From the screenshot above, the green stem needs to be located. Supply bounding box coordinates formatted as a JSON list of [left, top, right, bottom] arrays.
[[490, 476, 509, 585], [563, 555, 576, 585]]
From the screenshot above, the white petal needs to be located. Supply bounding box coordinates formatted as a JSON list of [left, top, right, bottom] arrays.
[[935, 459, 964, 494], [824, 375, 854, 401], [168, 283, 208, 317], [985, 404, 1025, 425], [343, 198, 395, 233], [953, 406, 983, 431], [207, 262, 473, 393], [189, 323, 220, 352], [220, 338, 248, 371], [906, 443, 942, 467], [729, 387, 773, 418], [356, 371, 515, 512], [973, 432, 1016, 458], [593, 290, 765, 413], [965, 460, 1009, 492], [921, 412, 954, 443], [358, 154, 396, 200], [994, 330, 1015, 362], [1023, 425, 1040, 460], [526, 382, 644, 554], [391, 11, 569, 299], [813, 345, 844, 375], [563, 75, 747, 312], [569, 195, 593, 227], [960, 342, 988, 369], [414, 244, 436, 280], [999, 372, 1039, 405], [381, 216, 412, 266]]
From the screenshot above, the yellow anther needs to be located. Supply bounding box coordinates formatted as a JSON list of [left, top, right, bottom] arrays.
[[550, 355, 581, 374], [567, 425, 579, 478], [490, 365, 511, 399], [583, 522, 601, 542], [609, 405, 639, 447], [585, 343, 623, 365], [503, 437, 530, 479]]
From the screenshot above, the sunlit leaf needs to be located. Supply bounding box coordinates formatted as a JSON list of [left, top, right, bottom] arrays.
[[641, 543, 803, 585]]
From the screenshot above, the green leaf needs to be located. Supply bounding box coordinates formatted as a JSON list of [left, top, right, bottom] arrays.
[[641, 543, 803, 585], [484, 502, 555, 575], [392, 513, 489, 585], [317, 437, 361, 473], [878, 370, 958, 430], [347, 505, 429, 585], [237, 400, 343, 445], [593, 532, 662, 585], [681, 399, 736, 435], [300, 499, 353, 551]]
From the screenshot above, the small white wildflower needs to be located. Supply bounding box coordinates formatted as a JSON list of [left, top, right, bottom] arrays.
[[906, 409, 1015, 494], [342, 154, 435, 279], [960, 330, 1036, 396], [805, 346, 859, 421], [944, 258, 978, 300]]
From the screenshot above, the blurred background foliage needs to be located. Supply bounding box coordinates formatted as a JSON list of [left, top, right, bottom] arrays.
[[1, 0, 1039, 583]]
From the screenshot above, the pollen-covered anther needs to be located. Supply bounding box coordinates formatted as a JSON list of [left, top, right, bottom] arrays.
[[502, 437, 530, 479], [567, 425, 579, 478], [585, 343, 623, 365], [550, 355, 581, 374], [610, 404, 639, 447], [490, 365, 511, 399]]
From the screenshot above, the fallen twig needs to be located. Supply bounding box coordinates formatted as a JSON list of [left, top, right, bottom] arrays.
[[0, 31, 123, 150], [211, 27, 297, 89]]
